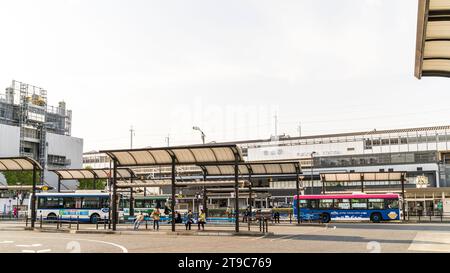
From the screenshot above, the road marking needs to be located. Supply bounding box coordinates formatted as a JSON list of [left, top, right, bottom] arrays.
[[271, 235, 296, 242], [0, 241, 14, 244], [16, 244, 42, 248], [251, 235, 269, 241], [409, 232, 450, 253], [2, 235, 128, 253], [59, 237, 129, 253], [21, 249, 52, 253]]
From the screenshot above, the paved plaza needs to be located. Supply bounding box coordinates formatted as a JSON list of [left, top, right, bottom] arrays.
[[1, 221, 450, 253]]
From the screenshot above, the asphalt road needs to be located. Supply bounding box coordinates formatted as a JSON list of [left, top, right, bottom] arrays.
[[0, 222, 449, 253]]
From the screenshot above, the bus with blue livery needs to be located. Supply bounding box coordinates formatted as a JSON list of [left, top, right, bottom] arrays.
[[30, 191, 123, 224], [293, 193, 402, 223]]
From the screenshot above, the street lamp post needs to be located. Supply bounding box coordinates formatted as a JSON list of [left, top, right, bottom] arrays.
[[311, 152, 317, 195], [193, 126, 206, 144]]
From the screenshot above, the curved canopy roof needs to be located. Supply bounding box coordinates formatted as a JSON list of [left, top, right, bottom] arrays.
[[198, 161, 301, 176], [321, 172, 406, 182], [416, 0, 450, 78], [116, 179, 249, 188], [50, 168, 135, 180], [101, 144, 243, 167], [0, 157, 42, 171]]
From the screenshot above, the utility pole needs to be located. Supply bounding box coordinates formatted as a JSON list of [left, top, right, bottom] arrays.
[[165, 134, 170, 147], [274, 114, 278, 136], [130, 126, 135, 149]]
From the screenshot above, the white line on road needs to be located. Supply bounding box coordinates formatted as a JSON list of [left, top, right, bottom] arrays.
[[252, 235, 269, 241], [0, 241, 14, 244], [16, 244, 42, 248]]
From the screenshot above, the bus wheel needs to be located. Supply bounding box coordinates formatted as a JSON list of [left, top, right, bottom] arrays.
[[90, 214, 100, 224], [370, 213, 382, 223], [321, 213, 331, 223], [47, 213, 57, 222]]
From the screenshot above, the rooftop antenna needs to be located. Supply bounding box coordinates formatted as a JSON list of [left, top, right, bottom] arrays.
[[274, 113, 278, 136], [130, 126, 135, 149]]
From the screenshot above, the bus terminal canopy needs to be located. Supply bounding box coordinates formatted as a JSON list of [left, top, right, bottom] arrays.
[[198, 161, 302, 176], [321, 172, 407, 182], [100, 144, 243, 167], [116, 179, 250, 189], [50, 168, 136, 180], [0, 157, 42, 171], [415, 0, 450, 78]]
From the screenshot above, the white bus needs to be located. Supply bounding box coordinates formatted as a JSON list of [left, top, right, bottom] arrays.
[[30, 191, 123, 224]]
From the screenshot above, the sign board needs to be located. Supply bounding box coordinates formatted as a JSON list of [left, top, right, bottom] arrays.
[[415, 176, 429, 189]]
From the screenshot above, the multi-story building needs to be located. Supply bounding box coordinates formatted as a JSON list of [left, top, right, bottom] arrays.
[[0, 80, 83, 190]]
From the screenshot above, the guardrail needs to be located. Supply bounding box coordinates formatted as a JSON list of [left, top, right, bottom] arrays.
[[24, 215, 112, 231], [405, 211, 450, 222]]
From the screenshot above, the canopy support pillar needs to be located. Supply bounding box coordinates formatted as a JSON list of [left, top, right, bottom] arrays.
[[31, 165, 37, 228], [234, 160, 240, 233], [171, 157, 176, 232], [112, 160, 118, 231]]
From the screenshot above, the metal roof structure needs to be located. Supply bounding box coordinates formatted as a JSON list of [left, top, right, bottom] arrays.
[[321, 172, 406, 182], [0, 157, 42, 171], [100, 144, 243, 167], [415, 0, 450, 78], [116, 179, 250, 189], [198, 161, 301, 176], [49, 168, 135, 180], [0, 185, 53, 191]]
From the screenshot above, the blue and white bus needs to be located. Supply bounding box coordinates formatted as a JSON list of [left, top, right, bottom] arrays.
[[293, 193, 402, 223], [30, 191, 123, 224]]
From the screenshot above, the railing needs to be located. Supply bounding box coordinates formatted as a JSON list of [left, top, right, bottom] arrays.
[[405, 211, 450, 222]]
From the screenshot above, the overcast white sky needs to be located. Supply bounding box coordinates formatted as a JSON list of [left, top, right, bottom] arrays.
[[1, 0, 449, 152]]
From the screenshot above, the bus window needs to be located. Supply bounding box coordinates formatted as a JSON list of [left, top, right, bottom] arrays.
[[351, 199, 368, 209], [299, 200, 307, 208], [319, 199, 333, 209], [82, 197, 101, 209], [135, 200, 144, 208], [64, 198, 76, 209], [385, 199, 399, 209], [308, 200, 319, 209], [101, 198, 110, 209], [39, 197, 64, 209], [334, 199, 351, 210], [368, 199, 385, 210]]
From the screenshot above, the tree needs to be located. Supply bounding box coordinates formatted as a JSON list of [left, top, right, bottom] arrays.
[[2, 171, 40, 185], [78, 166, 107, 190]]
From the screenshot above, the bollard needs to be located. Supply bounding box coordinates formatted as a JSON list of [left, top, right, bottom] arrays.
[[77, 216, 80, 231], [57, 216, 60, 229], [265, 218, 269, 233], [96, 219, 99, 230], [419, 213, 421, 222], [40, 215, 43, 229], [26, 216, 28, 227], [69, 217, 72, 229], [441, 212, 443, 223], [259, 218, 262, 233], [104, 216, 107, 230], [146, 220, 148, 230]]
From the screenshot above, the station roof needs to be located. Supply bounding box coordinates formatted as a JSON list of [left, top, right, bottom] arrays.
[[50, 168, 135, 180], [0, 157, 42, 171], [100, 144, 243, 167], [198, 161, 301, 176], [116, 179, 249, 189], [415, 0, 450, 78], [321, 172, 406, 182]]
